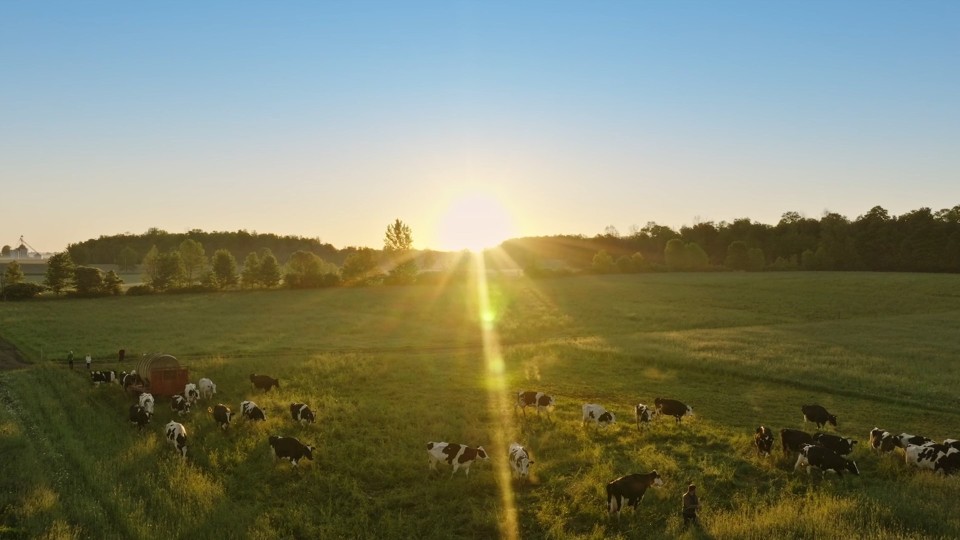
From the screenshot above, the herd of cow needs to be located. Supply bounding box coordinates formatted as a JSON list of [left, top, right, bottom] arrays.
[[89, 370, 958, 519], [90, 369, 317, 466]]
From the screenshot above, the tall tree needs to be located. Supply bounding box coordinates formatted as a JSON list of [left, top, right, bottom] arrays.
[[241, 252, 261, 288], [117, 246, 139, 272], [211, 249, 239, 289], [664, 239, 688, 271], [152, 252, 186, 291], [592, 250, 615, 273], [341, 248, 380, 285], [384, 219, 417, 285], [725, 241, 750, 270], [141, 245, 160, 285], [73, 266, 105, 296], [103, 270, 123, 295], [3, 260, 25, 285], [179, 239, 207, 283], [44, 252, 75, 295], [258, 249, 281, 288]]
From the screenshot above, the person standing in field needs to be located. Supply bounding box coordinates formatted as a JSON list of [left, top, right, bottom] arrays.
[[682, 484, 699, 526], [68, 350, 74, 370], [119, 348, 125, 362], [85, 353, 91, 371]]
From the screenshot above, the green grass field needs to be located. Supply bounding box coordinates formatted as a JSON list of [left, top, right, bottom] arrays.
[[1, 272, 959, 539]]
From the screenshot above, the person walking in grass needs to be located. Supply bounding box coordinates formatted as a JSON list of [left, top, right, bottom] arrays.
[[85, 353, 91, 371], [682, 484, 700, 526], [68, 350, 74, 370]]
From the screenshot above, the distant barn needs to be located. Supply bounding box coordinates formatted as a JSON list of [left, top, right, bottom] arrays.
[[133, 353, 188, 397]]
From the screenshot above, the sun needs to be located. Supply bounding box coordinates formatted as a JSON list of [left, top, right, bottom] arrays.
[[435, 191, 516, 252]]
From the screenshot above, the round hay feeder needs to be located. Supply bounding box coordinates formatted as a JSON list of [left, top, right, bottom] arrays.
[[135, 353, 188, 397]]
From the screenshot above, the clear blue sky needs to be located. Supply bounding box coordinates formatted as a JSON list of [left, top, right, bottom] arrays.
[[2, 1, 958, 252]]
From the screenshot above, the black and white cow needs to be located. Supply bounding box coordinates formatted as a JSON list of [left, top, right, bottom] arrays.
[[128, 404, 152, 431], [508, 442, 534, 480], [801, 404, 837, 429], [935, 450, 960, 475], [241, 400, 266, 421], [654, 397, 693, 424], [121, 370, 140, 390], [516, 391, 555, 418], [754, 426, 775, 456], [210, 404, 232, 430], [904, 443, 958, 471], [290, 403, 316, 425], [165, 421, 187, 458], [869, 428, 898, 453], [198, 378, 217, 401], [896, 433, 933, 449], [250, 373, 280, 392], [780, 428, 815, 455], [139, 392, 155, 415], [184, 383, 200, 404], [635, 404, 655, 430], [582, 404, 616, 427], [426, 442, 489, 476], [606, 471, 664, 519], [269, 435, 314, 467], [795, 444, 859, 477], [91, 370, 117, 385], [813, 432, 857, 456], [944, 439, 960, 452], [171, 394, 191, 416]]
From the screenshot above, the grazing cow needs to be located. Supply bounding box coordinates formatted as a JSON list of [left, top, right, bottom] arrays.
[[905, 443, 958, 471], [128, 404, 152, 431], [944, 439, 960, 452], [138, 392, 155, 415], [935, 451, 960, 475], [654, 398, 693, 424], [606, 471, 664, 519], [198, 378, 217, 400], [290, 403, 316, 425], [813, 432, 857, 456], [250, 373, 280, 392], [516, 391, 555, 417], [795, 444, 859, 477], [635, 404, 655, 430], [184, 383, 200, 404], [91, 370, 117, 385], [269, 435, 314, 467], [582, 404, 616, 427], [801, 404, 837, 429], [171, 394, 191, 416], [508, 443, 534, 480], [754, 426, 775, 456], [241, 400, 266, 421], [896, 433, 933, 449], [781, 428, 815, 455], [210, 404, 232, 430], [426, 442, 489, 476], [165, 421, 188, 458], [121, 370, 140, 390], [869, 428, 898, 453]]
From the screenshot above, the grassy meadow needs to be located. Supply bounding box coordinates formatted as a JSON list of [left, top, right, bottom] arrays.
[[1, 271, 959, 539]]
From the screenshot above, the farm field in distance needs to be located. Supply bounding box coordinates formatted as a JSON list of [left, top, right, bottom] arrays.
[[1, 271, 959, 539]]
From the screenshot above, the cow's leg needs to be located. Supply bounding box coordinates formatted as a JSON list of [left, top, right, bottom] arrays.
[[451, 462, 460, 477]]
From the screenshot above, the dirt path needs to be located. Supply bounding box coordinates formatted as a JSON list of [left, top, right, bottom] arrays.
[[0, 336, 30, 370]]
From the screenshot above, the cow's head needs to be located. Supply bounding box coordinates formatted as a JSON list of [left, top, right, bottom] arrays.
[[650, 470, 664, 487], [845, 459, 860, 476], [514, 452, 533, 477], [476, 446, 489, 461], [827, 414, 838, 427]]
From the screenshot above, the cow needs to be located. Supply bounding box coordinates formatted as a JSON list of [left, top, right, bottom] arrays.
[[944, 439, 960, 452], [250, 373, 280, 392], [869, 428, 898, 453], [508, 443, 534, 480], [654, 398, 693, 424], [290, 403, 316, 425], [813, 432, 857, 456], [165, 421, 188, 458], [781, 428, 815, 455], [171, 394, 191, 416], [241, 400, 266, 421], [138, 392, 155, 415], [184, 383, 200, 404], [754, 426, 775, 456], [896, 433, 933, 449], [210, 404, 232, 430], [121, 370, 140, 390], [606, 471, 664, 519], [801, 404, 837, 430], [198, 378, 217, 400], [516, 391, 555, 418], [795, 444, 859, 477], [904, 443, 957, 471], [582, 404, 616, 427], [426, 442, 489, 476], [91, 370, 117, 385], [935, 450, 960, 475], [635, 404, 655, 430], [269, 435, 314, 467], [128, 404, 152, 431]]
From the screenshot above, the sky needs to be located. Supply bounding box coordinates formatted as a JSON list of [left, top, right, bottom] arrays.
[[2, 1, 958, 253]]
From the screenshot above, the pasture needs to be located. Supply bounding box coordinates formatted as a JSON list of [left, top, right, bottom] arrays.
[[1, 272, 959, 539]]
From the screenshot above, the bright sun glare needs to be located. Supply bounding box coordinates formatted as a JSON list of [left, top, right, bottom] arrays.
[[436, 192, 516, 252]]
